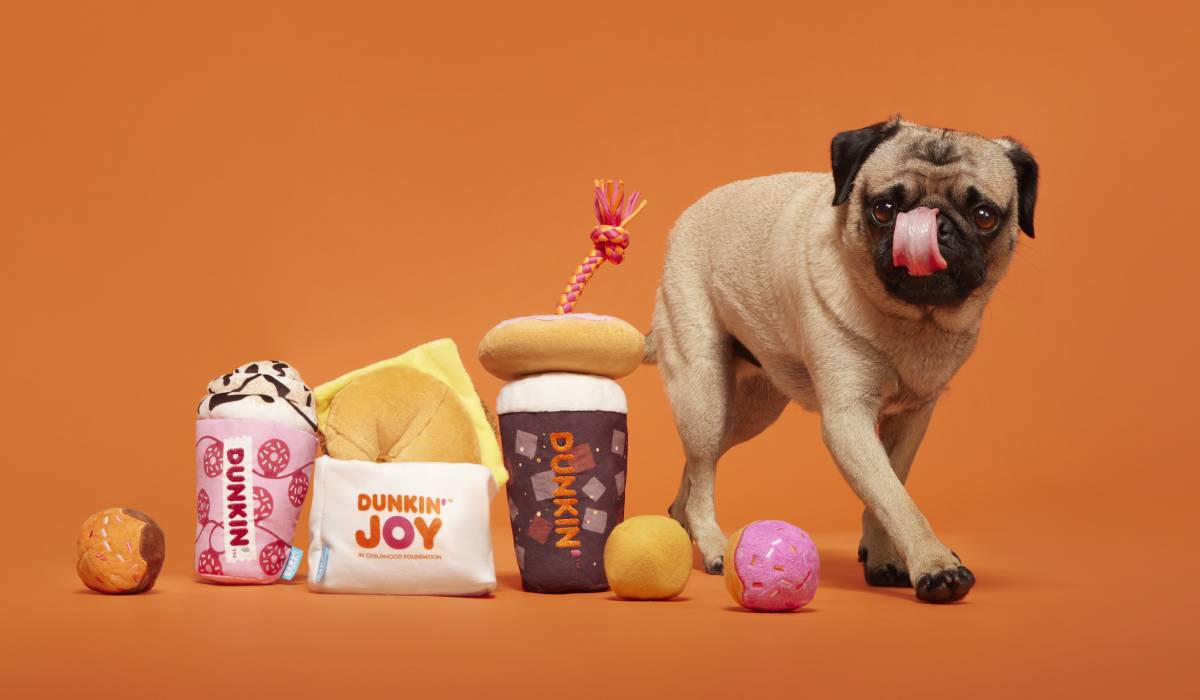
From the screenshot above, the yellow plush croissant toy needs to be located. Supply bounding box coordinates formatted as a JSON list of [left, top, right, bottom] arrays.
[[313, 338, 506, 487]]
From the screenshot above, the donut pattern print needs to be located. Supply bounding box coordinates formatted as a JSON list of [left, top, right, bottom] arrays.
[[195, 418, 317, 583]]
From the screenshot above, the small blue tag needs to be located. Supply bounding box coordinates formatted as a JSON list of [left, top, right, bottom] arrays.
[[280, 546, 304, 581], [315, 546, 330, 583]]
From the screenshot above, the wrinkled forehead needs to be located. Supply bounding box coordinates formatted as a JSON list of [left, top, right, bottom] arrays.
[[860, 127, 1016, 205]]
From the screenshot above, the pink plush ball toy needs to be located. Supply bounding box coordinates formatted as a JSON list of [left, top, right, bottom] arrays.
[[724, 519, 820, 612]]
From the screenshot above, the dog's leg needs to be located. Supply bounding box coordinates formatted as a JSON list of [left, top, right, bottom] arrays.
[[859, 402, 935, 587], [656, 291, 694, 538], [820, 401, 974, 603], [674, 367, 789, 574], [671, 381, 731, 575], [667, 473, 691, 535], [670, 364, 788, 530], [725, 365, 790, 444], [655, 300, 735, 574]]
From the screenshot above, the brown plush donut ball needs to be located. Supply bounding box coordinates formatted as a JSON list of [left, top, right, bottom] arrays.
[[76, 508, 165, 594], [478, 314, 645, 380]]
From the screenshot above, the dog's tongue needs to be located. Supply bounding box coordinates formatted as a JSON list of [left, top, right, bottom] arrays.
[[892, 207, 948, 277]]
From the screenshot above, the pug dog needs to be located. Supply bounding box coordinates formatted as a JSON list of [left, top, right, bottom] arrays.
[[646, 118, 1038, 603]]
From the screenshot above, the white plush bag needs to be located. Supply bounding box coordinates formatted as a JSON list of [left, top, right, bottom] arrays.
[[307, 456, 498, 596]]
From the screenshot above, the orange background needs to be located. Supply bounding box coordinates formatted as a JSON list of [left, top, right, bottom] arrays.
[[2, 1, 1197, 696]]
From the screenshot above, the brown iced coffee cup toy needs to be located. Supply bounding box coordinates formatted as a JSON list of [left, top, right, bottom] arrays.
[[480, 180, 647, 593]]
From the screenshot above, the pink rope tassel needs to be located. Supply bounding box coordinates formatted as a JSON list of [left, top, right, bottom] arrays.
[[556, 179, 647, 314]]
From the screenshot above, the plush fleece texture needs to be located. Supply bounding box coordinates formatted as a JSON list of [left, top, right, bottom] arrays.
[[314, 339, 505, 487]]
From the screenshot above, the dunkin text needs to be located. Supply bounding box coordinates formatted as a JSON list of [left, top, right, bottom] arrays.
[[221, 436, 258, 562], [550, 432, 581, 548]]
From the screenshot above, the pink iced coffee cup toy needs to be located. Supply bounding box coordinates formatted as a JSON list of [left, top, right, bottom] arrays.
[[194, 361, 319, 584]]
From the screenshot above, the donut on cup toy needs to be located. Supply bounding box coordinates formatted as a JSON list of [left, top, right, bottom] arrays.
[[479, 313, 644, 381], [480, 180, 648, 593]]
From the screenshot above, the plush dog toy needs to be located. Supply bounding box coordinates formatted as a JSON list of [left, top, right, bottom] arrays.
[[724, 520, 819, 612], [603, 515, 692, 600], [481, 180, 645, 594], [479, 313, 644, 381], [314, 338, 504, 486], [306, 339, 504, 596], [195, 361, 319, 584], [77, 507, 165, 594]]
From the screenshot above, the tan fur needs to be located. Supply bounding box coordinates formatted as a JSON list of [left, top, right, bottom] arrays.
[[651, 121, 1026, 603]]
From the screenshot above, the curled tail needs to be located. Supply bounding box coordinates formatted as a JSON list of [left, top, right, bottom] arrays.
[[642, 330, 657, 365]]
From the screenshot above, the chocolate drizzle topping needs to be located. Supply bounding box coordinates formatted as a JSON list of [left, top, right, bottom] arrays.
[[198, 361, 317, 431]]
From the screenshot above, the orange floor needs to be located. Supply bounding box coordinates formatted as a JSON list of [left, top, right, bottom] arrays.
[[4, 2, 1198, 697], [9, 521, 1192, 697]]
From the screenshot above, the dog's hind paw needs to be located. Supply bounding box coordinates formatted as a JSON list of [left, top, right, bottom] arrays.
[[865, 562, 912, 587], [915, 566, 975, 603], [667, 504, 691, 537], [859, 546, 912, 587], [703, 555, 724, 575]]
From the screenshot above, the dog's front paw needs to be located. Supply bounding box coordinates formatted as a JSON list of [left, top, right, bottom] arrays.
[[915, 565, 975, 603], [703, 555, 724, 575], [858, 545, 912, 587]]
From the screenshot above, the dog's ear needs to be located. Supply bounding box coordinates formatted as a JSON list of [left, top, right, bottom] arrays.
[[999, 138, 1039, 238], [830, 117, 901, 206]]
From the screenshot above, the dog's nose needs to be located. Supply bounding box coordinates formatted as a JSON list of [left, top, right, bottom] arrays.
[[936, 214, 958, 245]]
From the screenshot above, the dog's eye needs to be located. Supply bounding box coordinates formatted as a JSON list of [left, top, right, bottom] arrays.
[[972, 205, 1000, 232], [871, 201, 896, 225]]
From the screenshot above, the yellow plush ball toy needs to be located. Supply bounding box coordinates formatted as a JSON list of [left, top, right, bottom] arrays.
[[603, 515, 692, 600]]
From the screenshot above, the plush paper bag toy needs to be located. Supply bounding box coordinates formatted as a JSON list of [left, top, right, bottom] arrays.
[[479, 180, 646, 593], [306, 338, 503, 596]]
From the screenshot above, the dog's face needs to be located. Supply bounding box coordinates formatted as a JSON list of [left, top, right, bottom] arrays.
[[830, 119, 1038, 311]]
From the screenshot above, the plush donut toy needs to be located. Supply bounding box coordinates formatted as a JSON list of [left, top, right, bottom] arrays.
[[479, 313, 644, 381], [603, 515, 692, 600], [77, 507, 165, 594], [724, 519, 820, 612]]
